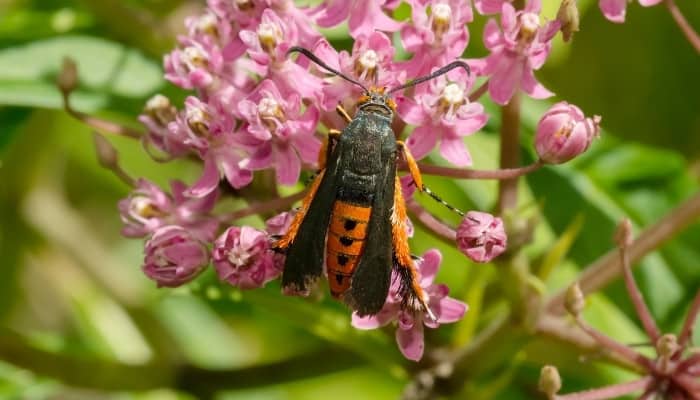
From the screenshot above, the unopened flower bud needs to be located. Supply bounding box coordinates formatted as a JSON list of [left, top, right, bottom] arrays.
[[92, 132, 119, 169], [538, 365, 562, 399], [535, 102, 601, 164], [614, 218, 633, 248], [58, 57, 78, 94], [456, 211, 507, 263], [213, 226, 280, 289], [557, 0, 580, 42], [143, 226, 209, 287], [656, 334, 678, 358], [565, 282, 585, 316]]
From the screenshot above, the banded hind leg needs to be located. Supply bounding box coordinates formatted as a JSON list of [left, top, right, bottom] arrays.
[[391, 175, 436, 320]]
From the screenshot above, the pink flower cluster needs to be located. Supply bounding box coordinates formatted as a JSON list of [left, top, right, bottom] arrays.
[[122, 0, 604, 361]]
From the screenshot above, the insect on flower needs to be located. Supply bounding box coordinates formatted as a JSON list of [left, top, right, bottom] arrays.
[[274, 47, 470, 317]]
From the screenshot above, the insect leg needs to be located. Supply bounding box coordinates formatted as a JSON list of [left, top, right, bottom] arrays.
[[397, 140, 424, 191], [392, 175, 436, 320], [274, 169, 326, 250], [336, 104, 352, 123], [397, 141, 465, 216]]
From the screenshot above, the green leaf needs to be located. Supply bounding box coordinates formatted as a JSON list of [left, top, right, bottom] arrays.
[[0, 35, 163, 110]]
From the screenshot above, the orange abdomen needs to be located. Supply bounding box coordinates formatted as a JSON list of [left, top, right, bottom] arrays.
[[326, 201, 371, 297]]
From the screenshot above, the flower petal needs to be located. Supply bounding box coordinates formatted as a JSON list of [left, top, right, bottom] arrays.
[[396, 323, 425, 361]]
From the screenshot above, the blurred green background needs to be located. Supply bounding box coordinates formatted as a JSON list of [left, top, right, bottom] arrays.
[[0, 0, 699, 399]]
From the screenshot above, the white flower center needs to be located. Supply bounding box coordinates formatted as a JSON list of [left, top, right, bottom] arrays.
[[358, 49, 379, 70], [442, 83, 465, 105], [182, 46, 207, 68], [520, 13, 540, 38], [186, 105, 210, 136], [433, 3, 452, 22], [146, 94, 170, 111], [130, 196, 160, 219], [228, 246, 252, 267], [258, 97, 280, 117], [257, 22, 282, 52], [196, 13, 218, 36]]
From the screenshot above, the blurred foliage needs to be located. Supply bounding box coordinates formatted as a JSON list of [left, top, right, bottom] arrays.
[[0, 0, 699, 399]]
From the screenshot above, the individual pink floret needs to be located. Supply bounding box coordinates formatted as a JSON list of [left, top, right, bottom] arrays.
[[237, 79, 321, 185], [212, 226, 281, 289], [352, 249, 467, 361], [397, 66, 487, 166], [456, 211, 507, 263], [143, 226, 210, 287], [535, 101, 601, 164], [479, 0, 560, 105]]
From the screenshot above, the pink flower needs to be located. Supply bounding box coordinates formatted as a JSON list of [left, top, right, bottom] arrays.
[[599, 0, 663, 23], [397, 66, 487, 166], [474, 0, 511, 15], [400, 0, 473, 77], [352, 250, 467, 361], [239, 9, 323, 100], [212, 226, 281, 289], [456, 211, 507, 263], [164, 38, 225, 90], [480, 0, 560, 105], [143, 226, 210, 287], [265, 211, 294, 270], [118, 179, 219, 241], [312, 33, 400, 111], [310, 0, 402, 39], [170, 96, 253, 197], [138, 95, 190, 158], [265, 211, 294, 237], [535, 102, 601, 164], [237, 79, 321, 185]]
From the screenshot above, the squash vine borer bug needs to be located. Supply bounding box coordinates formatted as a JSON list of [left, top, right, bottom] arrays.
[[274, 46, 470, 317]]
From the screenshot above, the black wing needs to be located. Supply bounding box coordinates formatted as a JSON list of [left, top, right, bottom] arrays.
[[281, 144, 341, 295], [345, 155, 395, 316]]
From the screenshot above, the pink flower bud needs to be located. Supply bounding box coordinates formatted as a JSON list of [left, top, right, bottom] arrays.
[[456, 211, 507, 263], [143, 226, 209, 287], [535, 102, 601, 164], [212, 226, 280, 289]]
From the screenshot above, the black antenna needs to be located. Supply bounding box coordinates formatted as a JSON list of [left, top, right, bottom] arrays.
[[388, 60, 471, 95], [287, 46, 369, 93]]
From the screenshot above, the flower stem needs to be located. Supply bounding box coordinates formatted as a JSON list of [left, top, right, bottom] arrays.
[[220, 191, 306, 222], [573, 315, 652, 369], [498, 93, 521, 213], [665, 0, 700, 54], [62, 91, 143, 139], [619, 240, 661, 342], [678, 289, 700, 348], [468, 79, 490, 102], [554, 376, 653, 400], [546, 191, 700, 315], [405, 198, 456, 242], [414, 160, 543, 180]]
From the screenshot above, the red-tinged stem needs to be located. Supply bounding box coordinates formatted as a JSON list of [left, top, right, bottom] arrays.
[[619, 244, 661, 342], [62, 92, 143, 139], [547, 191, 700, 315], [498, 93, 521, 213], [219, 191, 306, 222], [574, 315, 653, 369], [468, 79, 489, 102], [677, 353, 700, 375], [678, 289, 700, 348], [413, 159, 543, 180], [554, 376, 653, 400], [665, 0, 700, 53], [406, 198, 457, 242], [671, 373, 700, 398]]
